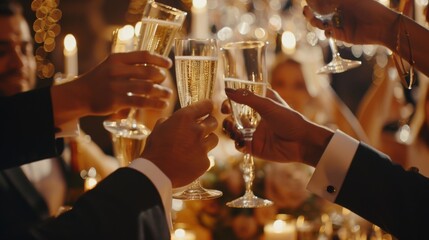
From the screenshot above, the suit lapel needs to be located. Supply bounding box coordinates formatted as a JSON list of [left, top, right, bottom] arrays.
[[3, 167, 49, 219]]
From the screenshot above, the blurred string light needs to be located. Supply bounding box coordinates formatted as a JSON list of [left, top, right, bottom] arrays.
[[254, 27, 267, 40], [31, 0, 62, 79]]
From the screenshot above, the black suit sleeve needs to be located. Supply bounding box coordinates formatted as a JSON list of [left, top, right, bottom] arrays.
[[27, 168, 169, 240], [0, 87, 63, 169], [336, 142, 429, 239]]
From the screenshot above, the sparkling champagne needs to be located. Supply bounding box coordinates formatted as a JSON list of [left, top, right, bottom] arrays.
[[137, 18, 182, 56], [112, 133, 149, 167], [175, 56, 218, 107], [224, 78, 267, 130]]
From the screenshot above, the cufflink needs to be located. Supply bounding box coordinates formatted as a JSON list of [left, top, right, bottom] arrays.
[[326, 185, 336, 194]]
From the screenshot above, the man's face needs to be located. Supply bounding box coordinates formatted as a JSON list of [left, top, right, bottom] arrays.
[[0, 14, 36, 97]]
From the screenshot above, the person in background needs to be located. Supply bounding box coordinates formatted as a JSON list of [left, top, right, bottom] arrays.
[[270, 50, 368, 141]]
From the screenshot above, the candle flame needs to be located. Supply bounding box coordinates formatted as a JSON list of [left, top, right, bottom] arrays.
[[174, 228, 186, 238], [64, 34, 76, 51], [273, 220, 287, 232], [118, 25, 135, 41], [193, 0, 207, 9]]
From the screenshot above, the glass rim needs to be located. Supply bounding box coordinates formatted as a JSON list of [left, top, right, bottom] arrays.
[[175, 38, 218, 43], [149, 1, 187, 16], [221, 40, 268, 50]]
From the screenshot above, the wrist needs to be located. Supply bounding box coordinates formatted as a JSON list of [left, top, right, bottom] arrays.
[[51, 80, 89, 126], [301, 123, 334, 167]]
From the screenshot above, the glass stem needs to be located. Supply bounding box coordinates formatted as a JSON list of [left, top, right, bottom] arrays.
[[186, 179, 203, 192], [241, 130, 255, 196], [329, 38, 341, 60], [126, 108, 137, 126]]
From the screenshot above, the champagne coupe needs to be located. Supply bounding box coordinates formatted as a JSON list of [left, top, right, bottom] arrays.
[[173, 38, 223, 200], [103, 2, 186, 166], [306, 0, 361, 74], [221, 41, 273, 208]]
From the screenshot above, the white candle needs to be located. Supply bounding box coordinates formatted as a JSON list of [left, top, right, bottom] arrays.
[[113, 25, 135, 53], [63, 34, 78, 78], [191, 0, 210, 38], [264, 219, 296, 240], [171, 228, 196, 240]]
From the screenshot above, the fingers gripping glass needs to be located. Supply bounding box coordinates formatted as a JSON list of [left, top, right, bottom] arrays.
[[307, 1, 361, 74], [103, 2, 186, 167]]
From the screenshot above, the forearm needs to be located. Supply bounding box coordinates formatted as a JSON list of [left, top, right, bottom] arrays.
[[395, 14, 429, 76], [376, 9, 429, 76], [0, 88, 62, 168]]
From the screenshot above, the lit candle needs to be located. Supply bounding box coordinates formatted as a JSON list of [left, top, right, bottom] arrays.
[[112, 25, 135, 53], [63, 34, 78, 78], [191, 0, 210, 38], [171, 228, 196, 240], [264, 219, 296, 240]]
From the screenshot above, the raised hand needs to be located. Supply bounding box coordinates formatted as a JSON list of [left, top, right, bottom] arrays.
[[222, 88, 334, 167], [51, 51, 173, 126], [142, 100, 219, 188]]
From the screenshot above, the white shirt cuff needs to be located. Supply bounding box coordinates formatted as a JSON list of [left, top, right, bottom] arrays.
[[307, 130, 359, 202], [55, 120, 80, 138], [128, 158, 173, 231]]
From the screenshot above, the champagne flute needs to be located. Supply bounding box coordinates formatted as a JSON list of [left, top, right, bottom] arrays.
[[221, 41, 273, 208], [306, 0, 361, 74], [172, 38, 223, 200], [103, 2, 186, 166]]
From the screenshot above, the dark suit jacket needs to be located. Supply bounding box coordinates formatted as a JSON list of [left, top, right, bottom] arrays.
[[0, 167, 50, 238], [336, 142, 429, 239], [4, 168, 170, 240], [0, 87, 63, 169], [0, 87, 170, 239]]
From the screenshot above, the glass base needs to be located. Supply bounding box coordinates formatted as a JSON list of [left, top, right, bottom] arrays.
[[317, 56, 361, 74], [103, 119, 150, 138], [226, 192, 273, 208], [173, 187, 223, 200]]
